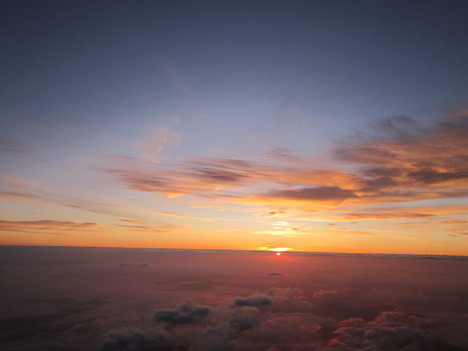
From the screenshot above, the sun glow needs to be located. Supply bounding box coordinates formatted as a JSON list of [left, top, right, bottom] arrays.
[[258, 246, 292, 253]]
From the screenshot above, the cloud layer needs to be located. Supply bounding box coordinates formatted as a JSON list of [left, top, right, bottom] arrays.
[[101, 115, 468, 213], [1, 247, 467, 351]]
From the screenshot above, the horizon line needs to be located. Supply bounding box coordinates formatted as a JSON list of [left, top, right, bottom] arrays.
[[1, 244, 467, 259]]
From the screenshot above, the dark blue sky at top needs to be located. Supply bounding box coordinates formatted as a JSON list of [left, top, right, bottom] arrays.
[[1, 0, 468, 159]]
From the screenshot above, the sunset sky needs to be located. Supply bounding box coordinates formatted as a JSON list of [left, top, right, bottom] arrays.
[[1, 0, 467, 254]]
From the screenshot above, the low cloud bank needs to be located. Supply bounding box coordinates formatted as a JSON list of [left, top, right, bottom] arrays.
[[153, 301, 212, 327], [99, 288, 463, 351], [230, 294, 273, 309], [100, 328, 170, 351]]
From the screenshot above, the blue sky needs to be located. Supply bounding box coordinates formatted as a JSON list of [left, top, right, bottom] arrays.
[[1, 0, 467, 254]]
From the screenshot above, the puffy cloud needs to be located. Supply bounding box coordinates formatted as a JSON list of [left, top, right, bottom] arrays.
[[240, 313, 322, 349], [325, 311, 433, 351], [266, 287, 313, 314], [153, 301, 212, 326], [100, 328, 170, 351], [195, 307, 262, 351], [3, 247, 467, 351], [230, 294, 273, 309]]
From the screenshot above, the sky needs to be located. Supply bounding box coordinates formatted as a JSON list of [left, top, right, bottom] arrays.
[[1, 246, 467, 350], [1, 0, 468, 255]]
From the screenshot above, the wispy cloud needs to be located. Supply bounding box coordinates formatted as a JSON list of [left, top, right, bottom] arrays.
[[0, 138, 29, 153], [100, 115, 468, 225], [0, 175, 140, 220], [157, 211, 212, 222], [336, 115, 468, 193], [0, 219, 99, 234], [137, 128, 181, 163], [158, 57, 193, 98], [115, 222, 188, 234]]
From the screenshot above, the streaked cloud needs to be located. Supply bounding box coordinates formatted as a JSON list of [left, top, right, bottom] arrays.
[[137, 127, 182, 163], [115, 222, 188, 234], [157, 211, 212, 222], [0, 138, 29, 153], [0, 175, 140, 220], [0, 219, 98, 233], [100, 115, 468, 222]]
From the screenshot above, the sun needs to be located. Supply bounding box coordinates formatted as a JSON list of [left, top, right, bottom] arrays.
[[275, 252, 282, 256]]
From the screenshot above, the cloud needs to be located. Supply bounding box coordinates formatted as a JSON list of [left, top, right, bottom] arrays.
[[99, 156, 258, 198], [240, 313, 322, 348], [99, 154, 360, 200], [115, 222, 188, 235], [0, 174, 140, 220], [340, 212, 433, 221], [267, 210, 287, 217], [158, 58, 193, 98], [312, 290, 340, 299], [0, 138, 29, 153], [100, 328, 170, 351], [195, 307, 263, 351], [157, 211, 212, 222], [230, 294, 273, 309], [264, 147, 306, 165], [99, 114, 468, 224], [137, 128, 181, 163], [336, 115, 468, 192], [153, 301, 212, 327], [325, 311, 433, 350], [3, 247, 467, 351], [259, 186, 358, 202], [0, 219, 98, 233]]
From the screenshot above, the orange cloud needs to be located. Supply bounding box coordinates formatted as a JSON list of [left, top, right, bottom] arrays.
[[100, 115, 468, 220], [157, 211, 212, 222], [115, 222, 188, 234], [0, 219, 98, 233]]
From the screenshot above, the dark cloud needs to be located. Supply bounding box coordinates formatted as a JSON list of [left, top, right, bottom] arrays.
[[230, 294, 273, 309], [195, 308, 262, 351], [100, 328, 170, 351], [153, 302, 212, 326], [337, 115, 468, 193], [325, 311, 433, 350], [368, 115, 426, 140]]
